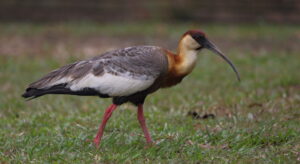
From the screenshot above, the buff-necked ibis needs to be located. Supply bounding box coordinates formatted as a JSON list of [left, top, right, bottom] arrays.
[[22, 30, 240, 147]]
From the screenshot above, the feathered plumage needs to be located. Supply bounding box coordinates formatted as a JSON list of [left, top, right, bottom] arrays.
[[22, 30, 240, 147], [23, 46, 168, 103]]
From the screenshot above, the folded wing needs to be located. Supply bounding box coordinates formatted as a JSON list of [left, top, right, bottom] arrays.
[[22, 46, 168, 99]]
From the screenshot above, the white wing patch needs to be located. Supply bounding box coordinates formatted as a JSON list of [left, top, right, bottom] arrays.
[[69, 73, 155, 96]]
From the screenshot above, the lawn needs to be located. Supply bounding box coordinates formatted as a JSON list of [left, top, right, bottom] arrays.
[[0, 22, 299, 163]]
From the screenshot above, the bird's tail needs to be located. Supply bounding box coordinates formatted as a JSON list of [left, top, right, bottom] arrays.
[[22, 84, 105, 100], [22, 88, 46, 100], [22, 84, 70, 100]]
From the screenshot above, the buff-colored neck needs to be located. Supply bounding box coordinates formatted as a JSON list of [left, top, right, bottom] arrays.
[[167, 35, 199, 76]]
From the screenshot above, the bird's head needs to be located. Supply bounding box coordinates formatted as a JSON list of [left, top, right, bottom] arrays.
[[181, 30, 241, 81]]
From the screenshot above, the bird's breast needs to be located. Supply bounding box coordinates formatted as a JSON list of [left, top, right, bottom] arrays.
[[161, 50, 193, 88], [160, 73, 186, 88]]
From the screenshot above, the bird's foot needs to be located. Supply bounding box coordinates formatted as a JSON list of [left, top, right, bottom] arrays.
[[144, 141, 156, 148], [145, 136, 153, 144], [93, 137, 101, 148], [146, 140, 153, 144]]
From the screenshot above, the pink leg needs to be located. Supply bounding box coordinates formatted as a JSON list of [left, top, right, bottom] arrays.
[[93, 104, 118, 147], [137, 104, 153, 143]]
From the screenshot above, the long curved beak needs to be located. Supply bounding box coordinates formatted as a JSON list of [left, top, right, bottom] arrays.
[[204, 39, 241, 82]]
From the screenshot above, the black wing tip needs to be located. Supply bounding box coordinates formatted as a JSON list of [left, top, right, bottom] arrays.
[[21, 84, 106, 100], [22, 89, 31, 98], [21, 88, 40, 100]]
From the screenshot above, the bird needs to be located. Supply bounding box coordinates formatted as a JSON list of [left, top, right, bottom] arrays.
[[22, 29, 240, 147]]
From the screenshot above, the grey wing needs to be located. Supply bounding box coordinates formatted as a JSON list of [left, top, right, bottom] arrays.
[[27, 46, 168, 97], [92, 46, 168, 80], [27, 60, 93, 89]]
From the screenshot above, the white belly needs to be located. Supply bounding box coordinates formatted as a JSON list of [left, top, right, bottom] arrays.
[[69, 73, 155, 96]]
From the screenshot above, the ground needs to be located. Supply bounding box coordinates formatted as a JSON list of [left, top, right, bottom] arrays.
[[0, 22, 299, 163]]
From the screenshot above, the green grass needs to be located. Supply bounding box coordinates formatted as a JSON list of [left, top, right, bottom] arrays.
[[0, 22, 300, 163]]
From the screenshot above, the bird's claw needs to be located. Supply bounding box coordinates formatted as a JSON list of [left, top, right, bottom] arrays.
[[93, 138, 100, 148]]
